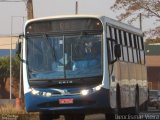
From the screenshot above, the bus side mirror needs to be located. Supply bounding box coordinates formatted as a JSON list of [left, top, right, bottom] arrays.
[[16, 42, 21, 55], [110, 44, 121, 64], [114, 44, 121, 58], [16, 34, 24, 61]]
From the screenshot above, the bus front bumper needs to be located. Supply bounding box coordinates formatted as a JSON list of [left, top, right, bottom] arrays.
[[24, 88, 111, 114]]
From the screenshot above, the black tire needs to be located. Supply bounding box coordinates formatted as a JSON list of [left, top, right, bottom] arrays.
[[64, 114, 85, 120], [39, 112, 59, 120], [39, 112, 53, 120], [134, 87, 139, 115], [116, 84, 121, 114], [105, 113, 115, 120]]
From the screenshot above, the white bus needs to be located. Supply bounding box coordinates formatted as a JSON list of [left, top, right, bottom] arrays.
[[18, 15, 148, 120]]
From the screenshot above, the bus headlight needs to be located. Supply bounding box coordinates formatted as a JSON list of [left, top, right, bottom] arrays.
[[31, 89, 39, 95], [93, 85, 102, 91], [81, 89, 89, 96], [81, 85, 102, 96], [45, 92, 52, 97], [31, 88, 52, 97]]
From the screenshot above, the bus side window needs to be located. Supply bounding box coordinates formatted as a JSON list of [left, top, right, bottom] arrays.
[[138, 36, 142, 50], [106, 25, 115, 63], [121, 31, 125, 45], [106, 25, 110, 38], [107, 40, 117, 64], [111, 27, 115, 40], [123, 46, 128, 62], [126, 32, 130, 46], [109, 26, 114, 60], [128, 33, 134, 63], [128, 47, 133, 62], [123, 31, 129, 62], [135, 35, 140, 63], [118, 30, 124, 61], [114, 28, 118, 44], [131, 34, 137, 63], [107, 41, 111, 63], [129, 33, 133, 47], [140, 36, 145, 64], [116, 29, 120, 44], [140, 37, 144, 50], [133, 49, 138, 63]]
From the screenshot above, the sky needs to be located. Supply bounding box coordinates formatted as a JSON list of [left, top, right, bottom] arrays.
[[0, 0, 158, 36]]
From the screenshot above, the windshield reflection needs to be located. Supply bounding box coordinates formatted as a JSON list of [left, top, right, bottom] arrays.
[[27, 34, 102, 80]]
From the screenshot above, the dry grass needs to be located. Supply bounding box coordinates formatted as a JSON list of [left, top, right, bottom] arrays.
[[0, 103, 65, 120], [0, 103, 39, 120]]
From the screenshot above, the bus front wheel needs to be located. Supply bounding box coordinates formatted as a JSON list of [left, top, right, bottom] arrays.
[[116, 84, 121, 114], [39, 112, 59, 120], [133, 87, 139, 114]]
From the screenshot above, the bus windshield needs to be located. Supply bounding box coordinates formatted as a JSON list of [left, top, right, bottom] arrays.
[[27, 33, 102, 80], [27, 34, 102, 79]]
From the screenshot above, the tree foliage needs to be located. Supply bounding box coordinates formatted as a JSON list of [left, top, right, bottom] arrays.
[[0, 56, 20, 90], [0, 57, 10, 90], [111, 0, 160, 38], [145, 37, 160, 44]]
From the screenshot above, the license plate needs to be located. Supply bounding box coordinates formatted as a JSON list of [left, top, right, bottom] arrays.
[[59, 98, 74, 104]]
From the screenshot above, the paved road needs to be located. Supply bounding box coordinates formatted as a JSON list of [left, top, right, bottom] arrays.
[[85, 114, 105, 120], [84, 111, 160, 120], [55, 109, 160, 120]]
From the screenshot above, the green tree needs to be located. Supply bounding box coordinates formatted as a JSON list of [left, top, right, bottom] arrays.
[[0, 57, 10, 90], [0, 56, 20, 91], [12, 56, 20, 79], [145, 37, 160, 44], [111, 0, 160, 38]]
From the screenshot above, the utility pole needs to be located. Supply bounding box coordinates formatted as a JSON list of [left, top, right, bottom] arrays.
[[139, 13, 142, 30], [75, 1, 78, 15], [27, 0, 34, 19]]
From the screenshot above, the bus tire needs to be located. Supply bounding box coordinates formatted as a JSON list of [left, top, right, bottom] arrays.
[[105, 113, 115, 120], [134, 86, 139, 115], [39, 112, 53, 120], [64, 114, 85, 120], [116, 84, 121, 114]]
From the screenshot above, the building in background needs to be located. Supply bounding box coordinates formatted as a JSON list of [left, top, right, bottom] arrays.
[[145, 44, 160, 90], [0, 36, 18, 56]]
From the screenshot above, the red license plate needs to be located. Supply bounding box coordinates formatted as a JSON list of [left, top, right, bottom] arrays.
[[59, 98, 74, 104]]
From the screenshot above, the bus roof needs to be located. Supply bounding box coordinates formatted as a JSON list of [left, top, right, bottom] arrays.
[[25, 15, 143, 35]]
